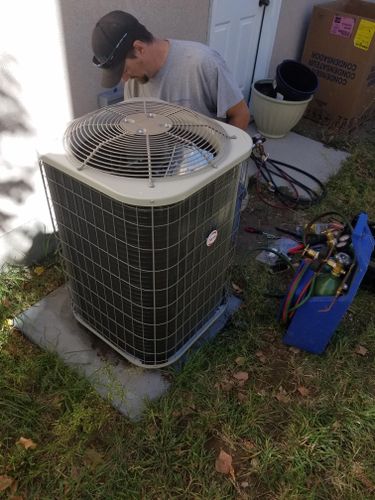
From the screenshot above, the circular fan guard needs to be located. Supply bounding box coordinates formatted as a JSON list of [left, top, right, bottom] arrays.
[[64, 100, 231, 180]]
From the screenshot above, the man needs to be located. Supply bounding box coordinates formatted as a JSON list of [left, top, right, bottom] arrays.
[[92, 11, 250, 130]]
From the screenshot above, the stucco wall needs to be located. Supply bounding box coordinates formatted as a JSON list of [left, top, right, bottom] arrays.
[[0, 0, 73, 264], [0, 0, 210, 265], [59, 0, 211, 117], [268, 0, 331, 77]]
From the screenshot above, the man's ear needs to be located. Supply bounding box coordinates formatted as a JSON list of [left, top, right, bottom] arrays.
[[133, 40, 146, 56]]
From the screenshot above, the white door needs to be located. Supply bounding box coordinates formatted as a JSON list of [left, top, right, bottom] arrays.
[[208, 0, 265, 102]]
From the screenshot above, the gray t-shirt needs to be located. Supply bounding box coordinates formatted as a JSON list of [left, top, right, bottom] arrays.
[[124, 39, 244, 119]]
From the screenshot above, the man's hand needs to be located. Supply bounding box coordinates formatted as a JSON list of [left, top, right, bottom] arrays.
[[226, 100, 250, 130]]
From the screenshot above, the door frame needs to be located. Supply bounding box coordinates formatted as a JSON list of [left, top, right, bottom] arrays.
[[252, 0, 283, 85], [207, 0, 283, 98]]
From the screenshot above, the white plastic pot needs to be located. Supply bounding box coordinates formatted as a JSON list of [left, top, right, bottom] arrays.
[[251, 79, 313, 138]]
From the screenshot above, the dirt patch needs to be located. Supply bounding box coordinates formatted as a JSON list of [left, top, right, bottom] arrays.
[[4, 328, 40, 359], [293, 117, 375, 150], [235, 180, 306, 263]]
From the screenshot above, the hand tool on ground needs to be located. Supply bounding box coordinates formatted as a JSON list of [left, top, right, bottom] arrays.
[[244, 226, 280, 239]]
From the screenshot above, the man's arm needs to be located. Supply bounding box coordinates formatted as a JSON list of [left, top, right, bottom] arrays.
[[226, 100, 250, 130]]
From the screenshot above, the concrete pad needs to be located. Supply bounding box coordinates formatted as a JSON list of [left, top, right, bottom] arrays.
[[245, 124, 349, 195], [15, 285, 170, 421], [16, 285, 242, 419]]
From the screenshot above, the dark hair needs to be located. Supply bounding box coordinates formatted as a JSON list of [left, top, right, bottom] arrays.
[[126, 28, 155, 59]]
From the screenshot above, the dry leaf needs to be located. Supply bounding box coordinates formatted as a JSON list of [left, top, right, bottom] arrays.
[[1, 297, 11, 308], [0, 475, 14, 492], [255, 351, 267, 363], [240, 481, 249, 488], [231, 283, 243, 294], [237, 391, 247, 403], [174, 407, 194, 418], [242, 439, 256, 451], [83, 448, 104, 468], [352, 463, 375, 492], [256, 389, 266, 396], [235, 356, 246, 366], [34, 266, 45, 276], [215, 449, 235, 479], [355, 344, 368, 356], [71, 466, 80, 480], [233, 371, 249, 388], [221, 381, 235, 392], [233, 371, 249, 382], [178, 405, 195, 417], [16, 437, 37, 450], [275, 394, 290, 403], [297, 386, 310, 397], [275, 386, 290, 403], [64, 482, 71, 495], [250, 457, 260, 468], [49, 395, 64, 409]]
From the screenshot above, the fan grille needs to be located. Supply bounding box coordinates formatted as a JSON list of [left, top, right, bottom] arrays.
[[64, 100, 231, 179]]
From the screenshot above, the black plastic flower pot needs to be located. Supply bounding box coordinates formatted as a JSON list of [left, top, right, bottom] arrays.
[[276, 59, 318, 101]]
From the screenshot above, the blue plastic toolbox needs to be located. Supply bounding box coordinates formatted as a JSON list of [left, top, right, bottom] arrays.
[[282, 213, 374, 354]]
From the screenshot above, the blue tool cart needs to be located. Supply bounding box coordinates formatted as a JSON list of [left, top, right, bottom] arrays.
[[282, 213, 374, 354]]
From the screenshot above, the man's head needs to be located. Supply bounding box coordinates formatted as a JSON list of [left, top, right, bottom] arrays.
[[92, 11, 154, 88]]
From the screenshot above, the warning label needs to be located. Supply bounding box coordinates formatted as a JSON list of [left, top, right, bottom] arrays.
[[330, 15, 355, 38], [354, 19, 375, 51], [308, 52, 357, 86]]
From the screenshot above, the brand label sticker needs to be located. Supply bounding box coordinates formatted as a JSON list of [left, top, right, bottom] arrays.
[[354, 19, 375, 51], [330, 15, 355, 38], [206, 230, 218, 247]]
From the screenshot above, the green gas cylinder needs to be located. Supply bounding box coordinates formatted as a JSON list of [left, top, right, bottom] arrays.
[[313, 272, 341, 296]]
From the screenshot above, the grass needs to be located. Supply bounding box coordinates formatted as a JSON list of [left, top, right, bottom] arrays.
[[1, 126, 375, 499]]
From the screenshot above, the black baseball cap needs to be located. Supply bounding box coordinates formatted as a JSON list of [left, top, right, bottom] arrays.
[[92, 11, 146, 88]]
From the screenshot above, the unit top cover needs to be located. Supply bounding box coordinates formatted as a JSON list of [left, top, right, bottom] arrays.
[[64, 99, 232, 179]]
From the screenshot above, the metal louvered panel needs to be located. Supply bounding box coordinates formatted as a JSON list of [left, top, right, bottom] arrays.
[[43, 162, 241, 367]]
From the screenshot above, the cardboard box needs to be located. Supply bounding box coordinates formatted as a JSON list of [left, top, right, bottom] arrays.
[[302, 0, 375, 129]]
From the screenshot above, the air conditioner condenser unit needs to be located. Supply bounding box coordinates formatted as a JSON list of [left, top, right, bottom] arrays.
[[40, 99, 252, 367]]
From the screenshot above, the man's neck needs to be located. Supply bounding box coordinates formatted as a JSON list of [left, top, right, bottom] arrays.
[[148, 39, 170, 78]]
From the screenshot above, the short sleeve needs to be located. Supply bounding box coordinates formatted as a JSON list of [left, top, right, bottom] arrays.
[[205, 50, 245, 119]]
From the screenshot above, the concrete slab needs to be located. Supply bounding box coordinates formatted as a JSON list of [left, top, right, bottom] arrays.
[[16, 285, 242, 419], [245, 124, 349, 196], [15, 285, 170, 421]]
